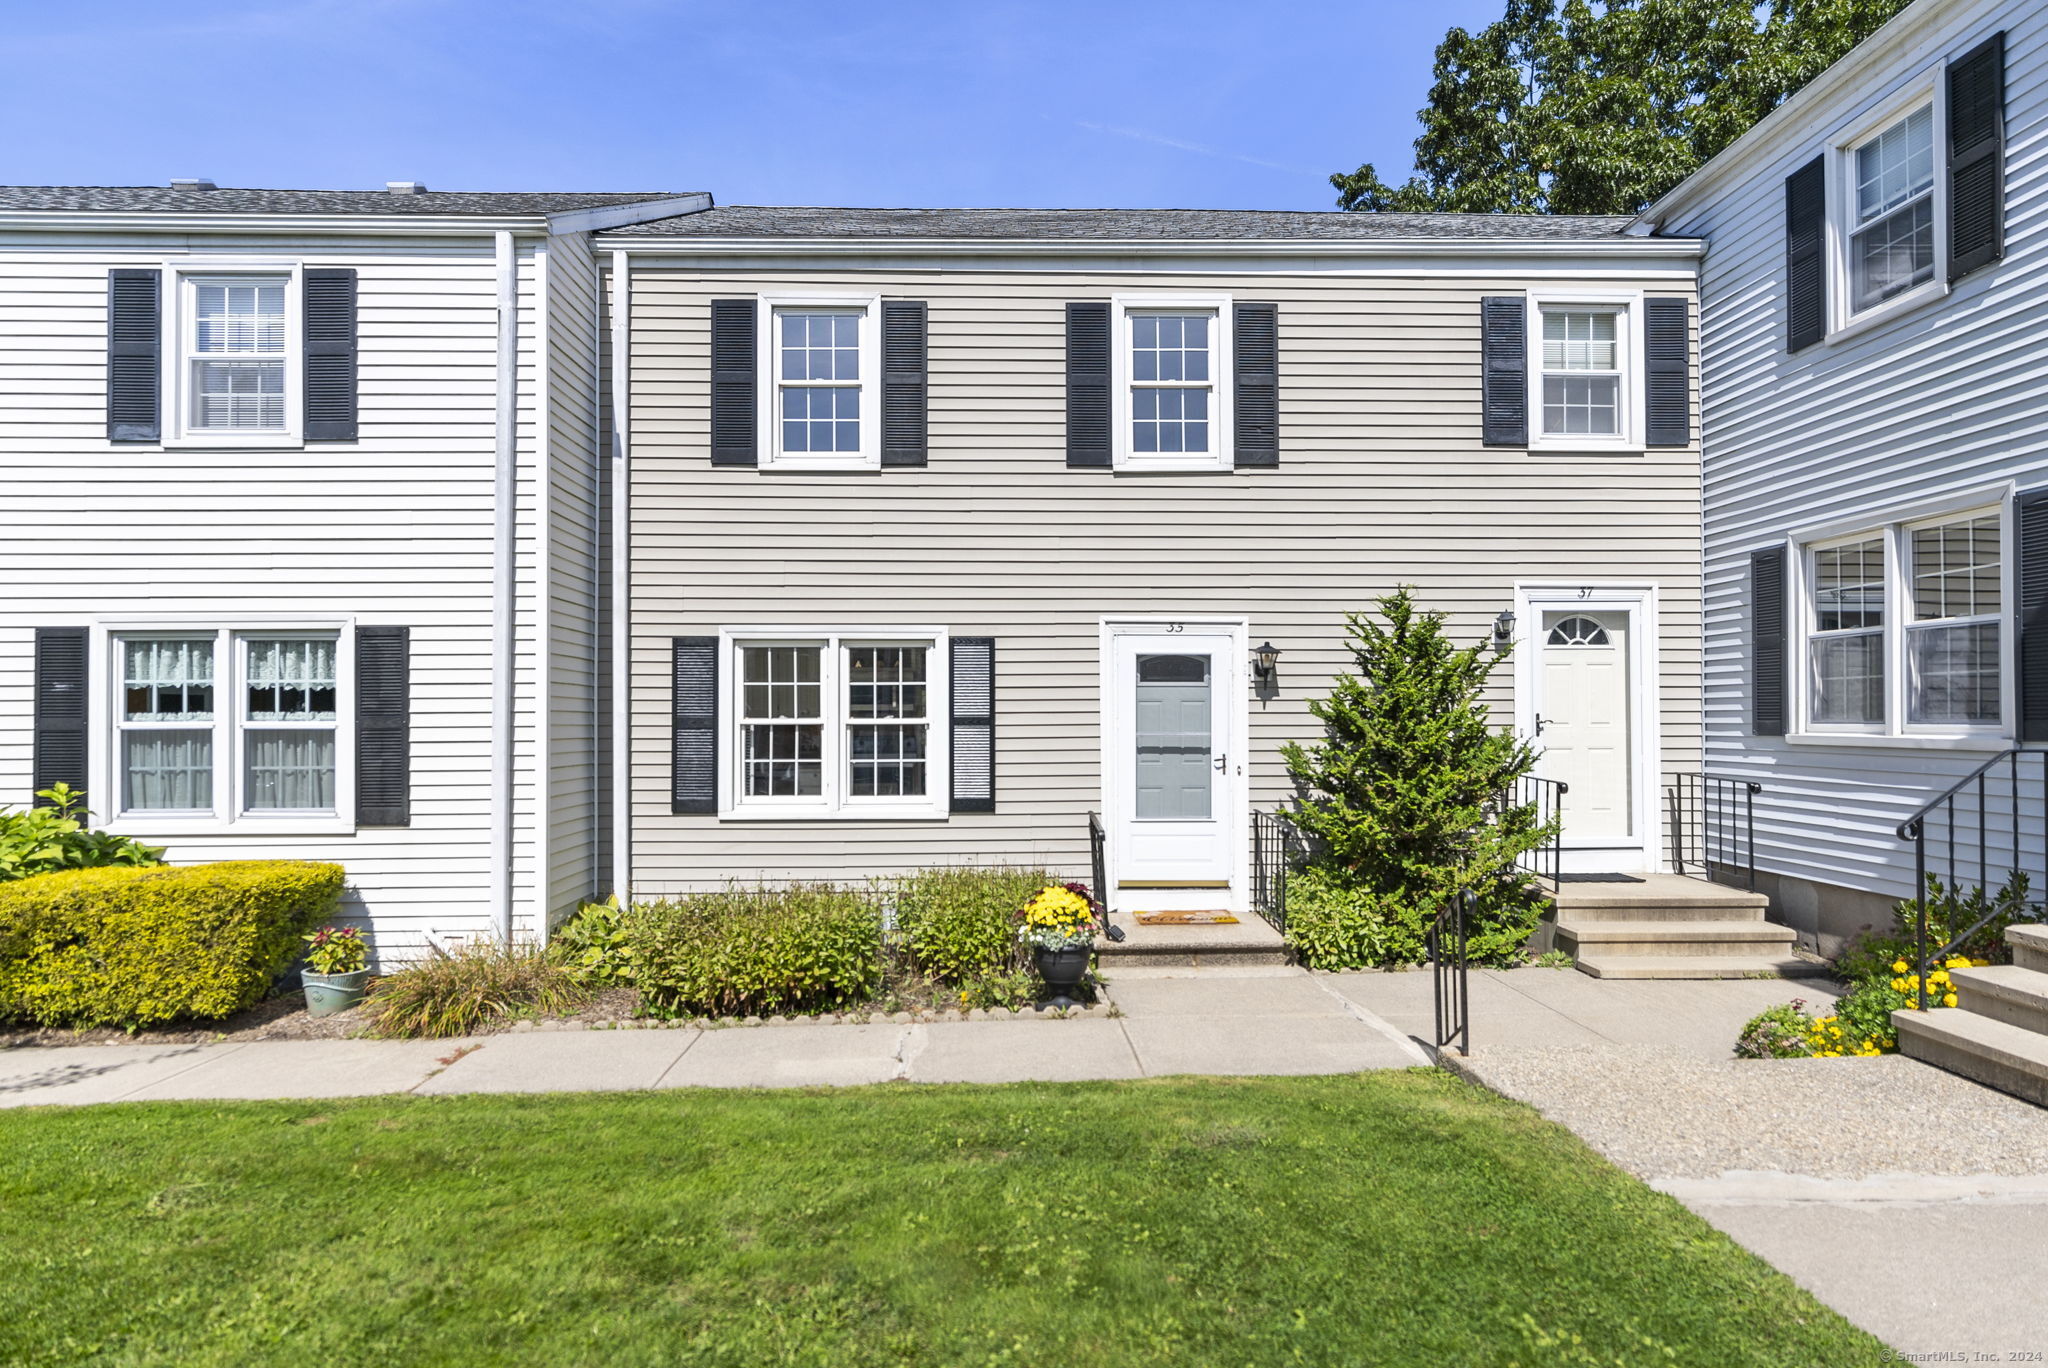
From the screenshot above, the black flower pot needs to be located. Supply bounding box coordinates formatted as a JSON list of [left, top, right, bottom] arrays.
[[1033, 945, 1092, 1007]]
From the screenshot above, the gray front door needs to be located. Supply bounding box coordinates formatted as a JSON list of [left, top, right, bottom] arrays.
[[1134, 653, 1213, 821], [1107, 624, 1241, 896]]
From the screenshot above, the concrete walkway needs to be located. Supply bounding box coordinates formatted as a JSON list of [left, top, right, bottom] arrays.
[[1336, 966, 2048, 1359], [0, 969, 1427, 1107]]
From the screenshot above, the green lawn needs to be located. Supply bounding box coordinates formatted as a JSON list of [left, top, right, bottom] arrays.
[[0, 1070, 1882, 1367]]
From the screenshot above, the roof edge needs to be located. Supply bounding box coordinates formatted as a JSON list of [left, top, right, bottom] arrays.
[[593, 233, 1703, 258]]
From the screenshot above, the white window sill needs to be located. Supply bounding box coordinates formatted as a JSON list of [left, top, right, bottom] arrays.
[[1784, 731, 2011, 751], [162, 435, 308, 451], [1112, 457, 1233, 475], [108, 816, 356, 837], [1528, 438, 1643, 456], [756, 462, 881, 474], [718, 806, 949, 823], [1825, 280, 1945, 347]]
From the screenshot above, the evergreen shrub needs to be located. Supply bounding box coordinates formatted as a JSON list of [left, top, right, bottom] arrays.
[[0, 860, 344, 1028]]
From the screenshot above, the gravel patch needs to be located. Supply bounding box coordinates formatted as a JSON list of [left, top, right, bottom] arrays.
[[1461, 1043, 2048, 1181]]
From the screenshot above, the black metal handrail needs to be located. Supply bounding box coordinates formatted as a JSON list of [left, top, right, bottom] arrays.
[[1429, 888, 1472, 1058], [1498, 775, 1567, 885], [1087, 811, 1109, 921], [1898, 749, 2047, 1010], [1251, 809, 1306, 933], [1667, 774, 1761, 889]]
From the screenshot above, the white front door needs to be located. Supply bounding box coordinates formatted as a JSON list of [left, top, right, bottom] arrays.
[[1104, 623, 1244, 908], [1534, 608, 1634, 844]]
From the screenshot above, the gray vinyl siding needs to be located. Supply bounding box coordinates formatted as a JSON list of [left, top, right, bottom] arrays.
[[0, 229, 557, 955], [1662, 0, 2048, 905], [619, 262, 1704, 892]]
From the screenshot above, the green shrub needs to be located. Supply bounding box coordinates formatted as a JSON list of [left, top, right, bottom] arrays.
[[0, 784, 165, 883], [1734, 1001, 1818, 1059], [552, 896, 636, 987], [627, 884, 882, 1018], [894, 865, 1050, 982], [0, 860, 344, 1028], [364, 939, 590, 1038], [1284, 865, 1541, 970]]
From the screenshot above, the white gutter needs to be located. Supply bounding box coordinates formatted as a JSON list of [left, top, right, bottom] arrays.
[[609, 250, 632, 905], [592, 234, 1703, 260], [491, 230, 519, 943]]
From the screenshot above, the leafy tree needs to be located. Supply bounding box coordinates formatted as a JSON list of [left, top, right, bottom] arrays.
[[1279, 590, 1555, 965], [1333, 0, 1913, 216]]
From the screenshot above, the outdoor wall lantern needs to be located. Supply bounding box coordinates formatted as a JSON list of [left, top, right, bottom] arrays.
[[1252, 641, 1282, 698], [1491, 609, 1517, 654]]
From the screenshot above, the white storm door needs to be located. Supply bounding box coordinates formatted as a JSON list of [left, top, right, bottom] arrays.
[[1534, 608, 1635, 844], [1108, 629, 1240, 887]]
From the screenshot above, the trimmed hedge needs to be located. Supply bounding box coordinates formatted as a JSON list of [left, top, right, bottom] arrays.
[[0, 861, 345, 1028], [627, 884, 882, 1018]]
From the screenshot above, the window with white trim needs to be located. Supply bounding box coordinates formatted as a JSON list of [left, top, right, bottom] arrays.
[[759, 297, 877, 469], [727, 631, 946, 816], [1798, 508, 2005, 736], [1846, 103, 1936, 314], [1114, 296, 1231, 470], [183, 274, 292, 433], [113, 630, 344, 819], [1539, 307, 1624, 438]]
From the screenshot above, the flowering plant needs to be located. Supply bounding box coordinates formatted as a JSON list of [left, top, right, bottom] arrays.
[[303, 924, 368, 976], [1017, 883, 1098, 952]]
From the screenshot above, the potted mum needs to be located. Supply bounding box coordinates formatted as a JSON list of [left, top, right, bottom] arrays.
[[300, 925, 371, 1017], [1018, 882, 1099, 1006]]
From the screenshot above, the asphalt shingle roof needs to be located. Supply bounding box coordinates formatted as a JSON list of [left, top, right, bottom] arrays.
[[0, 187, 703, 216], [606, 205, 1645, 240]]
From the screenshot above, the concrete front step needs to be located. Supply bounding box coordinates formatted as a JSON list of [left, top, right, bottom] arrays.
[[1547, 873, 1770, 916], [2009, 924, 2048, 974], [1574, 954, 1831, 981], [1094, 911, 1290, 969], [1896, 1007, 2048, 1107], [1555, 919, 1799, 958], [1557, 901, 1770, 923], [1951, 964, 2048, 1037]]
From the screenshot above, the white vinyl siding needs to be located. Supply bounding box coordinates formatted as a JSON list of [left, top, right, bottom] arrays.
[[1661, 0, 2048, 909], [616, 261, 1702, 891]]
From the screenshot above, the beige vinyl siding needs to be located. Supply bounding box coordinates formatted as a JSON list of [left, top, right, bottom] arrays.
[[1663, 0, 2048, 906], [620, 263, 1703, 891], [0, 230, 555, 956]]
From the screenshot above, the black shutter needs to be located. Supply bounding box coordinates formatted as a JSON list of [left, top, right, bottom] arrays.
[[1948, 31, 2006, 283], [1233, 302, 1279, 468], [2018, 489, 2048, 742], [1751, 546, 1789, 737], [672, 637, 718, 814], [355, 626, 410, 826], [1480, 296, 1527, 446], [882, 300, 928, 467], [1644, 295, 1692, 447], [1785, 156, 1827, 352], [303, 268, 358, 441], [949, 637, 995, 813], [32, 627, 88, 803], [106, 269, 161, 442], [1065, 302, 1112, 468], [710, 299, 758, 467]]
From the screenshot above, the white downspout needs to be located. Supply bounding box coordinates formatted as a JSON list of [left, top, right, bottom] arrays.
[[491, 230, 519, 943], [608, 250, 632, 904]]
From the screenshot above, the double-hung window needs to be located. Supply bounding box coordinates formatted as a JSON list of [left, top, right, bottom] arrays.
[[1846, 103, 1937, 314], [111, 628, 347, 823], [759, 296, 878, 469], [179, 273, 297, 439], [1526, 294, 1640, 451], [1796, 505, 2008, 739], [1113, 296, 1231, 471], [725, 630, 946, 816]]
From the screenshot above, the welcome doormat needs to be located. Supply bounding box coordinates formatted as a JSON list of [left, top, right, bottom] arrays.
[[1132, 909, 1241, 925]]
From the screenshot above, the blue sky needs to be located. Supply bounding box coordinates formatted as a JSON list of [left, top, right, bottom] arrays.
[[1, 0, 1503, 209]]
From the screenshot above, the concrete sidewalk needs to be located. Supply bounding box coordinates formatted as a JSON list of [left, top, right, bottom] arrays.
[[0, 969, 1428, 1108]]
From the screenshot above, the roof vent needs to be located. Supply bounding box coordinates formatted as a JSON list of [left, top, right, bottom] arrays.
[[385, 180, 427, 195], [168, 178, 216, 191]]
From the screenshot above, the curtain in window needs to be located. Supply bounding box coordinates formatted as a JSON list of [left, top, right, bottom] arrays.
[[244, 730, 336, 811], [123, 731, 213, 810], [247, 638, 339, 721]]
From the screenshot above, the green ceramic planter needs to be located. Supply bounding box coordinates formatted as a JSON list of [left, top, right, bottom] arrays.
[[301, 968, 370, 1018]]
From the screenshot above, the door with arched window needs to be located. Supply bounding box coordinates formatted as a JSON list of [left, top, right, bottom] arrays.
[[1533, 608, 1635, 845]]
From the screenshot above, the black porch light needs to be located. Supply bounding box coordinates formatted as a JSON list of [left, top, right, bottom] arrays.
[[1252, 641, 1282, 692], [1491, 609, 1517, 653]]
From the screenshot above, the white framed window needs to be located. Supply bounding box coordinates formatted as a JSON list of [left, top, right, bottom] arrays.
[[1825, 76, 1947, 338], [1112, 295, 1232, 471], [1792, 501, 2011, 741], [165, 267, 302, 445], [104, 626, 350, 827], [1526, 293, 1643, 451], [757, 294, 879, 470], [720, 627, 948, 818]]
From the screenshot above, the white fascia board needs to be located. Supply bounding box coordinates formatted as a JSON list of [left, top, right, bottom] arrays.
[[0, 211, 556, 237], [1630, 0, 1986, 229], [545, 194, 713, 235], [593, 234, 1703, 262]]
